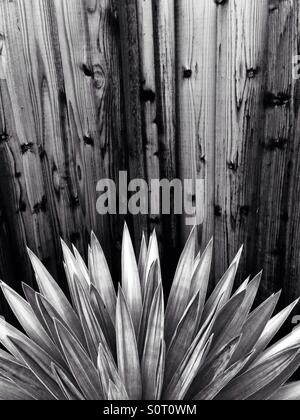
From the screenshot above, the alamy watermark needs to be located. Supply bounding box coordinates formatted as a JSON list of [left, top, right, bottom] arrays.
[[96, 171, 205, 227]]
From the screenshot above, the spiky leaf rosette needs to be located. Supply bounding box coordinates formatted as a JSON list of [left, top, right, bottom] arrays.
[[0, 225, 300, 400]]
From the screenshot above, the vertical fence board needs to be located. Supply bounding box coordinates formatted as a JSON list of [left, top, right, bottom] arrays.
[[152, 0, 179, 277], [136, 0, 162, 240], [0, 0, 124, 291], [257, 0, 300, 307], [84, 0, 125, 261], [117, 0, 148, 247], [175, 0, 217, 246], [215, 0, 269, 283], [53, 0, 111, 251], [0, 0, 60, 284], [285, 0, 300, 308]]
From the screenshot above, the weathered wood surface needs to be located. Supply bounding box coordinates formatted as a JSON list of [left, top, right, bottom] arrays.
[[215, 0, 269, 285], [257, 0, 300, 306], [0, 0, 124, 291], [176, 0, 217, 246], [0, 0, 300, 315]]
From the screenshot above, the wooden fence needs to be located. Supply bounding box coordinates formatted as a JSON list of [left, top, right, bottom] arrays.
[[0, 0, 300, 314]]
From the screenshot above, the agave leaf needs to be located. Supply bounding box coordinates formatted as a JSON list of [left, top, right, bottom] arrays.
[[27, 248, 86, 347], [188, 336, 241, 399], [163, 334, 213, 401], [3, 227, 300, 401], [164, 307, 217, 400], [89, 232, 116, 324], [97, 344, 128, 400], [243, 274, 261, 304], [121, 224, 143, 334], [165, 291, 201, 385], [90, 284, 116, 356], [0, 318, 27, 362], [269, 382, 300, 401], [142, 230, 161, 297], [72, 244, 90, 285], [22, 283, 51, 336], [35, 292, 74, 351], [234, 277, 251, 295], [208, 278, 262, 361], [108, 380, 129, 401], [0, 350, 54, 400], [116, 287, 142, 400], [216, 348, 300, 400], [231, 292, 281, 365], [7, 335, 64, 400], [138, 261, 161, 355], [0, 377, 35, 400], [247, 299, 300, 368], [207, 292, 247, 359], [73, 277, 107, 364], [0, 316, 63, 375], [165, 227, 196, 345], [189, 243, 214, 337], [165, 298, 220, 399], [253, 322, 300, 368], [155, 340, 166, 400], [248, 351, 300, 400], [142, 284, 164, 400], [0, 349, 19, 364], [138, 233, 147, 292], [1, 282, 64, 366], [97, 349, 113, 397], [189, 238, 213, 300], [54, 319, 102, 400], [52, 364, 84, 401], [194, 353, 252, 400], [35, 291, 90, 359], [61, 239, 89, 309], [201, 246, 243, 324]]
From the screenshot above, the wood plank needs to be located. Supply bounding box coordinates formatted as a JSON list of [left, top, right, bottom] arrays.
[[116, 0, 148, 248], [116, 0, 151, 248], [175, 0, 217, 247], [257, 0, 300, 307], [152, 0, 179, 280], [136, 0, 161, 238], [53, 0, 111, 252], [0, 0, 61, 284], [0, 0, 124, 294], [215, 0, 269, 284], [84, 0, 125, 263]]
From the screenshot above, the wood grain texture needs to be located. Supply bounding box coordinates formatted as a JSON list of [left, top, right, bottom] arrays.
[[1, 0, 300, 315], [152, 0, 179, 275], [175, 0, 217, 246], [83, 0, 125, 258], [137, 0, 164, 239], [116, 0, 148, 247], [257, 0, 300, 308], [215, 0, 269, 285], [0, 0, 124, 291], [0, 0, 60, 284]]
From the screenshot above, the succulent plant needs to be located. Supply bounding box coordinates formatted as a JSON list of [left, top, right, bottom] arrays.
[[0, 225, 300, 400]]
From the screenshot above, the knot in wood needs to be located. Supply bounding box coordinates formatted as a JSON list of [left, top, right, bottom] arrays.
[[183, 69, 192, 79]]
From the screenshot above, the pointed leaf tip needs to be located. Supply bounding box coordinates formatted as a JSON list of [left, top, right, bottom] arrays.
[[121, 225, 142, 334]]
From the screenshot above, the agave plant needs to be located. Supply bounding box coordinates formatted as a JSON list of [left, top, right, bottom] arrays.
[[0, 225, 300, 400]]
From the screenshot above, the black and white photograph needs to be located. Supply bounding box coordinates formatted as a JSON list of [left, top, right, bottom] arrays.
[[0, 0, 300, 404]]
